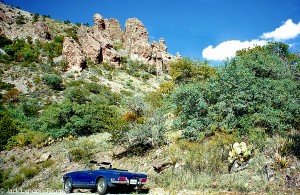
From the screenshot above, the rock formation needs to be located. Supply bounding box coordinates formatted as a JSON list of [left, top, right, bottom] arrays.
[[62, 37, 86, 72], [124, 18, 152, 61], [71, 13, 175, 73], [0, 2, 177, 73], [0, 3, 53, 41]]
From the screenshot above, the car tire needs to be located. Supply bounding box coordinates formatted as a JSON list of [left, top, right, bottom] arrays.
[[96, 178, 108, 195], [64, 178, 73, 193]]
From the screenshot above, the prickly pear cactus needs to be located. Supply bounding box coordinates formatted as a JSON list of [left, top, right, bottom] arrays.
[[228, 142, 253, 164]]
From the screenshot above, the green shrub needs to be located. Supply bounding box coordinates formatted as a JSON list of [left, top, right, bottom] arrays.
[[9, 130, 48, 147], [20, 164, 40, 179], [38, 99, 124, 138], [1, 174, 24, 189], [169, 58, 216, 84], [40, 159, 54, 169], [0, 113, 18, 151], [66, 80, 85, 87], [42, 73, 64, 90], [20, 98, 42, 117], [0, 167, 12, 186], [32, 14, 39, 23], [64, 27, 78, 41], [69, 139, 95, 162], [159, 81, 175, 94], [0, 81, 15, 90], [113, 41, 123, 50], [126, 111, 167, 148], [170, 43, 299, 141], [0, 37, 13, 47], [64, 87, 89, 104], [16, 14, 26, 25], [125, 96, 148, 117], [248, 128, 267, 151]]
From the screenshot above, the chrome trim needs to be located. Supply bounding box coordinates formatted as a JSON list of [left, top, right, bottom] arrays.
[[111, 179, 129, 184]]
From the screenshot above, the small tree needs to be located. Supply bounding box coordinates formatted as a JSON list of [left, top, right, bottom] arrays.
[[0, 113, 18, 150], [42, 74, 64, 90]]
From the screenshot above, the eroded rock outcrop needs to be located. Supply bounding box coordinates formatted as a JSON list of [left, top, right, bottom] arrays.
[[108, 18, 123, 43], [124, 18, 152, 61], [0, 2, 176, 73], [77, 18, 121, 66], [62, 37, 86, 72], [0, 3, 53, 41], [73, 14, 175, 73]]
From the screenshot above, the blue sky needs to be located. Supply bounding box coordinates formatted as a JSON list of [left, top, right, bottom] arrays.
[[4, 0, 300, 61]]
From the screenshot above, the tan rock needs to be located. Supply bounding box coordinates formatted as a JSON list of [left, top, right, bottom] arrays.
[[0, 3, 53, 41], [33, 21, 53, 40], [78, 26, 103, 64], [107, 18, 123, 44], [62, 37, 86, 72], [124, 18, 152, 62], [0, 2, 177, 72], [36, 152, 51, 164]]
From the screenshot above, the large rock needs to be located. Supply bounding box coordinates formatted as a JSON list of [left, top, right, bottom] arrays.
[[77, 26, 103, 64], [150, 38, 173, 74], [124, 18, 152, 61], [77, 15, 121, 66], [107, 18, 123, 44], [62, 37, 86, 72], [33, 21, 53, 40]]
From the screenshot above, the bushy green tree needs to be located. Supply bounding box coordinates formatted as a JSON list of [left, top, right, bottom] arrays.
[[169, 58, 217, 84], [38, 84, 124, 138], [38, 100, 124, 138], [126, 110, 167, 147], [171, 42, 300, 141], [0, 113, 18, 150], [0, 37, 13, 47]]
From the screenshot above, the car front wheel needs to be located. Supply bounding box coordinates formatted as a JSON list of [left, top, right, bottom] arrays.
[[96, 178, 108, 195], [64, 178, 73, 193]]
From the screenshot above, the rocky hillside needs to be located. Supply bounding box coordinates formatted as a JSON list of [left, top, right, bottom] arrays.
[[0, 3, 299, 195], [0, 2, 177, 74]]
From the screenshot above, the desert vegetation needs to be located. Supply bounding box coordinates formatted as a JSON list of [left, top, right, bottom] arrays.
[[0, 4, 299, 194]]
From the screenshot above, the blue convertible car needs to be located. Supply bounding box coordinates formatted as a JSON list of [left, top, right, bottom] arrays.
[[63, 162, 147, 195]]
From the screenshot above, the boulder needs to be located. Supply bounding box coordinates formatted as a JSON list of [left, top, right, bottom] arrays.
[[36, 152, 51, 164]]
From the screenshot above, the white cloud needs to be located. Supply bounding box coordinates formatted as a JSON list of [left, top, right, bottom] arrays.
[[260, 19, 300, 41], [202, 40, 267, 61]]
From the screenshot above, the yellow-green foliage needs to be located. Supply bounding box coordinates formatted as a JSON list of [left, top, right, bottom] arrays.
[[228, 142, 253, 164], [1, 174, 24, 189], [10, 130, 48, 148], [169, 133, 235, 174], [169, 58, 217, 84], [40, 159, 54, 169], [122, 111, 138, 122], [68, 139, 96, 162], [158, 81, 175, 94], [20, 164, 40, 179]]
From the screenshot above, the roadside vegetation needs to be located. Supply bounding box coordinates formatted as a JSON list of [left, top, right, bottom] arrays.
[[0, 7, 299, 194]]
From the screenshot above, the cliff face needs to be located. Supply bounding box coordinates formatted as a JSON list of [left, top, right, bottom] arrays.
[[67, 13, 174, 74], [0, 3, 53, 41], [0, 3, 176, 74]]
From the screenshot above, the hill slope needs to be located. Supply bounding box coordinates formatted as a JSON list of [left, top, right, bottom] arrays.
[[0, 3, 299, 195]]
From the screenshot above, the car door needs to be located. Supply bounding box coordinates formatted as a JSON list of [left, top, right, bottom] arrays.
[[76, 170, 96, 187]]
